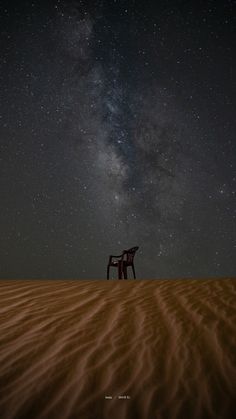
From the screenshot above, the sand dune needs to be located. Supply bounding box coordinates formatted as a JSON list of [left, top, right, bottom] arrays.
[[0, 279, 235, 419]]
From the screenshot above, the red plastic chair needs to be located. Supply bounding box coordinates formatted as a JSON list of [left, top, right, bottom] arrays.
[[107, 247, 139, 280]]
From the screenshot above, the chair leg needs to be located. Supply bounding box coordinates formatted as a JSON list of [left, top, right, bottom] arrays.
[[118, 262, 123, 279], [132, 264, 136, 279], [123, 266, 127, 279], [107, 265, 110, 280]]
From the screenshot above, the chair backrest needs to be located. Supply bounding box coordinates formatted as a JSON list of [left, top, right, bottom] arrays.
[[124, 246, 139, 263]]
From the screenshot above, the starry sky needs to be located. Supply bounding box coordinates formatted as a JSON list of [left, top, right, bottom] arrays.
[[0, 0, 235, 279]]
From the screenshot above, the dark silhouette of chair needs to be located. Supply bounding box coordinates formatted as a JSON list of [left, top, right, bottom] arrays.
[[107, 246, 139, 280]]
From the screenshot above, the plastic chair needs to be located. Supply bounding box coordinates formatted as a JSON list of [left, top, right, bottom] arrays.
[[107, 246, 139, 279]]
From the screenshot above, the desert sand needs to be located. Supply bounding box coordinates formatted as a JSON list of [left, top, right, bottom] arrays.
[[0, 278, 235, 419]]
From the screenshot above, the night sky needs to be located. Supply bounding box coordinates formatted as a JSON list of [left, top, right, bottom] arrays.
[[0, 0, 235, 279]]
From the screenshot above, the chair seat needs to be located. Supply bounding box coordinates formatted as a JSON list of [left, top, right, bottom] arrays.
[[109, 261, 132, 267], [109, 260, 120, 266]]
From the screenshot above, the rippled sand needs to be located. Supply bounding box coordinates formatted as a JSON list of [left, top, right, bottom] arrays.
[[0, 279, 235, 419]]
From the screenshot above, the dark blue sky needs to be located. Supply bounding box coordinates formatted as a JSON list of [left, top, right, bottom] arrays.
[[0, 0, 235, 278]]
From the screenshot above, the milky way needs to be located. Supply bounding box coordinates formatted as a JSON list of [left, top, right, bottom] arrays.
[[0, 1, 235, 278]]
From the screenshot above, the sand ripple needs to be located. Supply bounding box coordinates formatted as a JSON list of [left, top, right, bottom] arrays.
[[0, 279, 236, 419]]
